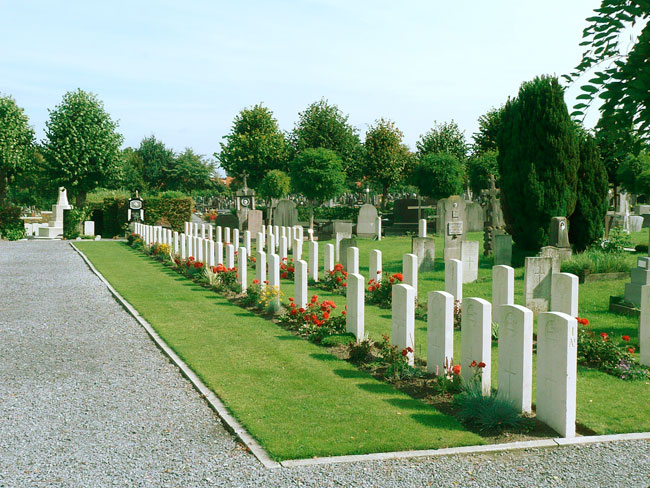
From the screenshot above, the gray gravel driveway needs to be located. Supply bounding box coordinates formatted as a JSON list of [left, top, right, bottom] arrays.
[[0, 240, 648, 487]]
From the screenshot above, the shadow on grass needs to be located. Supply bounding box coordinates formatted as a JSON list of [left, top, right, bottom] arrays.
[[331, 368, 370, 379], [276, 335, 302, 341], [357, 382, 396, 394]]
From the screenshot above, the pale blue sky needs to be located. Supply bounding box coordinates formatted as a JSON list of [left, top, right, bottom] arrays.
[[2, 0, 600, 172]]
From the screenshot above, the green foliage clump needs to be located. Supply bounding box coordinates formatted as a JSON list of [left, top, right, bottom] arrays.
[[601, 226, 632, 254], [347, 337, 374, 363], [472, 107, 503, 155], [569, 130, 609, 251], [296, 205, 359, 222], [416, 120, 467, 162], [467, 150, 498, 196], [320, 333, 356, 348], [0, 204, 24, 240], [497, 75, 580, 251], [452, 381, 533, 434], [43, 89, 123, 206], [217, 104, 290, 188], [0, 95, 34, 205], [144, 196, 193, 233], [63, 206, 94, 239], [411, 152, 465, 201], [561, 249, 632, 276], [290, 148, 346, 227], [291, 98, 363, 182], [363, 119, 412, 208], [257, 170, 291, 216], [617, 151, 650, 195]]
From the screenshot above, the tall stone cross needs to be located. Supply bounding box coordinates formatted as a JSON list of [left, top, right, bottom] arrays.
[[481, 174, 504, 256], [242, 172, 249, 191]]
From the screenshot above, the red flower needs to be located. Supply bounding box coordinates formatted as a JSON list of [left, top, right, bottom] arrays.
[[311, 295, 318, 303], [290, 303, 296, 308], [311, 314, 317, 322], [389, 277, 395, 284], [289, 297, 294, 302], [628, 347, 635, 354], [600, 332, 608, 340], [393, 273, 403, 281], [323, 312, 330, 319], [401, 348, 408, 357], [281, 272, 288, 279], [477, 362, 486, 368], [298, 307, 305, 313], [452, 364, 461, 375], [342, 310, 346, 315], [252, 279, 259, 284], [342, 283, 347, 287], [470, 360, 477, 367], [290, 308, 297, 316], [336, 277, 342, 283], [622, 335, 630, 342]]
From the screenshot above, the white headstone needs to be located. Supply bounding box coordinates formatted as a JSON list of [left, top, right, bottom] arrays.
[[268, 232, 275, 256], [257, 232, 264, 253], [225, 244, 235, 269], [308, 240, 319, 282], [244, 230, 251, 256], [445, 259, 463, 303], [295, 259, 308, 309], [180, 233, 186, 259], [184, 222, 189, 235], [551, 272, 579, 317], [376, 216, 382, 240], [293, 238, 303, 262], [427, 291, 454, 375], [83, 221, 95, 236], [536, 312, 577, 438], [461, 240, 479, 284], [347, 273, 365, 340], [418, 219, 427, 238], [392, 284, 415, 365], [216, 226, 222, 243], [208, 225, 213, 241], [279, 236, 288, 260], [347, 246, 359, 274], [196, 237, 204, 262], [639, 285, 650, 366], [173, 231, 179, 255], [268, 253, 281, 306], [492, 265, 514, 323], [403, 253, 418, 299], [224, 227, 231, 244], [233, 228, 240, 249], [201, 224, 206, 239], [215, 241, 223, 265], [497, 304, 533, 413], [369, 249, 382, 284], [238, 247, 248, 290], [324, 244, 334, 273], [461, 297, 492, 395], [256, 251, 266, 289]]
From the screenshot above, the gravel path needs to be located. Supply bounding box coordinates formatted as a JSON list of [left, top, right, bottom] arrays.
[[0, 240, 648, 488]]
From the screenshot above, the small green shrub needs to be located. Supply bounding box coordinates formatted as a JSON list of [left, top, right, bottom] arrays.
[[0, 205, 24, 240], [452, 381, 533, 434], [366, 272, 404, 307], [377, 334, 420, 381], [321, 333, 356, 348], [431, 358, 463, 395], [347, 337, 374, 363], [601, 227, 632, 254], [635, 244, 649, 253]]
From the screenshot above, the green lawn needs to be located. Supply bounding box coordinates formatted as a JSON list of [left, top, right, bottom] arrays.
[[278, 232, 650, 434], [76, 241, 483, 461]]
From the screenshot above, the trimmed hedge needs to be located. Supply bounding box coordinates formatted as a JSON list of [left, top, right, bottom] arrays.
[[0, 205, 25, 240], [297, 205, 360, 222]]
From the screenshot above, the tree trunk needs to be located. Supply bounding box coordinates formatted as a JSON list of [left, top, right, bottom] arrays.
[[75, 190, 87, 207], [381, 184, 389, 210], [309, 201, 314, 231]]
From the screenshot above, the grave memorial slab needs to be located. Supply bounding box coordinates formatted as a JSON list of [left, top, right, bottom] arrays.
[[274, 199, 298, 227], [324, 244, 334, 273], [256, 251, 266, 289], [347, 273, 365, 340], [494, 234, 513, 266], [339, 238, 357, 269], [461, 297, 492, 394], [536, 312, 577, 438], [308, 240, 319, 282], [356, 204, 379, 238], [438, 196, 467, 261], [640, 285, 650, 366], [497, 304, 533, 413], [392, 284, 416, 366], [427, 291, 454, 375], [492, 265, 514, 323], [369, 249, 382, 284], [412, 237, 435, 272], [551, 272, 579, 317], [524, 256, 553, 313], [403, 253, 418, 299], [625, 257, 650, 307], [295, 260, 308, 309], [445, 259, 463, 303], [238, 247, 248, 290], [347, 246, 359, 274], [461, 241, 479, 284]]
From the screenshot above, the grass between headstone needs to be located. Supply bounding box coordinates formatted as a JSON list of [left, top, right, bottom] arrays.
[[296, 233, 650, 434], [76, 241, 483, 461]]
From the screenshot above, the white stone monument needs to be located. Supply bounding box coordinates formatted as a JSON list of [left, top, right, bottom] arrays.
[[369, 249, 382, 284], [324, 244, 334, 273], [392, 284, 415, 366], [295, 259, 308, 309], [445, 259, 463, 303], [347, 246, 359, 274], [551, 272, 579, 317], [347, 273, 365, 340], [256, 251, 266, 289], [38, 187, 72, 238], [461, 297, 492, 394], [238, 247, 248, 291], [308, 240, 319, 282], [427, 291, 454, 375]]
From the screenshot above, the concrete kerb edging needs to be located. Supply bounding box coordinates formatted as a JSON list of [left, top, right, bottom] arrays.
[[71, 243, 650, 470], [70, 243, 281, 470]]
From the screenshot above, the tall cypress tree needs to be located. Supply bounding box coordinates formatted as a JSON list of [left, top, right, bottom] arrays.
[[569, 129, 609, 251], [497, 75, 580, 251]]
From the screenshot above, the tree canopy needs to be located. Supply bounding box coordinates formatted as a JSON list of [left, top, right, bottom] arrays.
[[566, 1, 650, 140], [363, 119, 412, 207], [416, 121, 467, 162], [291, 98, 362, 182], [467, 150, 499, 196], [472, 107, 503, 155], [136, 135, 176, 191], [43, 89, 123, 205], [0, 95, 34, 205], [411, 152, 465, 201], [217, 103, 290, 188]]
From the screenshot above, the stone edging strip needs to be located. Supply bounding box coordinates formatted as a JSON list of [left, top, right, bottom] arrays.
[[279, 432, 650, 467], [71, 243, 650, 470], [70, 243, 282, 470]]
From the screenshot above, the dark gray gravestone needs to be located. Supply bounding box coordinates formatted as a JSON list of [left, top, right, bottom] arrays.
[[493, 234, 512, 266], [356, 204, 379, 238], [393, 199, 419, 223], [214, 214, 239, 231], [339, 238, 357, 269], [412, 237, 436, 272], [274, 199, 298, 227], [549, 217, 570, 248]]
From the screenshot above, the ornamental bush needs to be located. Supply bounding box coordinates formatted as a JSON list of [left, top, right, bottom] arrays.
[[0, 204, 24, 240], [323, 263, 348, 293], [497, 75, 580, 251], [366, 272, 404, 307]]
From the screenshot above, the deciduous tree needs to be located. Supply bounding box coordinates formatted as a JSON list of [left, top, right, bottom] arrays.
[[0, 95, 34, 205]]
